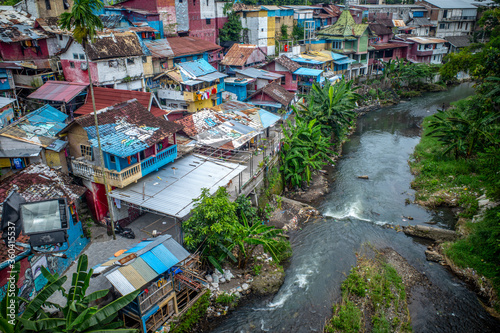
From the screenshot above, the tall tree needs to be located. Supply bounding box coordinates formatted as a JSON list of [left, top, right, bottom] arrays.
[[219, 4, 243, 43], [59, 0, 116, 239]]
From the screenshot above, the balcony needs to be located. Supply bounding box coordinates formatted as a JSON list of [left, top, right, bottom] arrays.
[[138, 278, 174, 314], [71, 145, 177, 188], [441, 16, 475, 21], [416, 49, 433, 56], [158, 89, 184, 101], [184, 85, 218, 103], [433, 47, 448, 55], [141, 145, 177, 177]]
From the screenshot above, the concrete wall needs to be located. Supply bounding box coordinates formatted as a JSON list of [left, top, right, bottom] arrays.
[[95, 57, 145, 87], [175, 0, 189, 32]]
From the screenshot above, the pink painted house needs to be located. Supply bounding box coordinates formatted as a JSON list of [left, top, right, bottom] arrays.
[[368, 22, 409, 73], [260, 55, 301, 92]]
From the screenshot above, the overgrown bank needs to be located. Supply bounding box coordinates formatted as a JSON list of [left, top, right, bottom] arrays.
[[324, 248, 414, 333], [410, 115, 500, 313]]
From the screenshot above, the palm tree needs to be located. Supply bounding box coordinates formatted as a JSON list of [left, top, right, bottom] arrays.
[[6, 255, 139, 332], [59, 0, 116, 239]]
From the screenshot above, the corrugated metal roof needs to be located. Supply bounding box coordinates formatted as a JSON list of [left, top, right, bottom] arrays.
[[118, 265, 148, 290], [167, 36, 221, 58], [144, 39, 174, 59], [109, 155, 246, 218], [293, 68, 323, 76], [0, 97, 15, 109], [28, 81, 88, 102], [105, 269, 136, 295], [407, 37, 447, 44], [423, 0, 477, 9], [197, 72, 228, 82], [290, 56, 325, 65], [177, 59, 217, 77], [140, 251, 169, 274], [163, 238, 190, 261], [234, 68, 283, 80], [130, 257, 159, 283], [334, 58, 356, 65], [220, 44, 265, 67], [0, 104, 68, 149], [151, 244, 180, 269], [125, 240, 153, 253]]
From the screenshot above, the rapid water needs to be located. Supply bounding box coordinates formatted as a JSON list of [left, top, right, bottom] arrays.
[[212, 83, 500, 333]]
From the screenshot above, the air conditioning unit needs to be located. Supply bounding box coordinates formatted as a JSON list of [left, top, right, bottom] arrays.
[[80, 62, 88, 70]]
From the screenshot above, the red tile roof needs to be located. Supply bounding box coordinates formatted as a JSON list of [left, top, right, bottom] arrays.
[[28, 81, 88, 102], [167, 36, 221, 58], [75, 87, 164, 117]]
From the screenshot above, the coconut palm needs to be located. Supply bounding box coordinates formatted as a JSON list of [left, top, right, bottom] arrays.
[[59, 0, 116, 239]]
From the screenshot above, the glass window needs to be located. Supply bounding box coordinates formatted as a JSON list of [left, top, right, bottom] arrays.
[[70, 62, 75, 68], [73, 53, 78, 59], [79, 54, 85, 60], [45, 0, 51, 10]]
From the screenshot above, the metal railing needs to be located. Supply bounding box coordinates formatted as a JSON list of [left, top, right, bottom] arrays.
[[71, 159, 142, 188], [140, 145, 177, 176]]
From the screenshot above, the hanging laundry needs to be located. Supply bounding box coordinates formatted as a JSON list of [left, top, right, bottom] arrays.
[[211, 87, 217, 95]]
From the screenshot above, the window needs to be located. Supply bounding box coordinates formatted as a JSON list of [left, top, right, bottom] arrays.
[[73, 53, 78, 59], [58, 35, 63, 40], [443, 10, 448, 18], [70, 62, 75, 68], [384, 49, 393, 58], [243, 12, 247, 18], [292, 74, 297, 81], [45, 0, 51, 10], [439, 23, 445, 29], [63, 0, 70, 9], [332, 41, 342, 49], [110, 155, 116, 163], [79, 54, 85, 60], [206, 18, 211, 25], [465, 23, 468, 30], [127, 58, 135, 65], [142, 56, 147, 63], [80, 145, 93, 161]]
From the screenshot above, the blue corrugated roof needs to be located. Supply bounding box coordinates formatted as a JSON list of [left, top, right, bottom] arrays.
[[177, 59, 217, 77], [290, 57, 325, 65], [258, 109, 281, 128], [234, 68, 283, 80], [31, 104, 68, 122], [293, 68, 323, 76], [85, 123, 156, 158], [125, 240, 153, 253], [150, 244, 180, 270], [331, 52, 348, 61], [140, 251, 169, 274]]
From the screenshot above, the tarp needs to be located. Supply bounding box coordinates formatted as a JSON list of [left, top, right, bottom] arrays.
[[293, 68, 323, 76], [334, 58, 355, 65]]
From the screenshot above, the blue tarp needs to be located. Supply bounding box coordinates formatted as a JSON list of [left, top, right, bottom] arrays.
[[293, 68, 323, 76], [177, 59, 217, 77], [258, 109, 281, 128], [289, 57, 325, 65]]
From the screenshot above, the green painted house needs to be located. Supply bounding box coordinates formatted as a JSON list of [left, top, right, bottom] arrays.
[[317, 10, 372, 78]]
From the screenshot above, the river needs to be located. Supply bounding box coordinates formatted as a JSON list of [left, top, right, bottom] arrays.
[[212, 83, 500, 333]]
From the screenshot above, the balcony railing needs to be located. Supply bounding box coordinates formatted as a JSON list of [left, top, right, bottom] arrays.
[[441, 16, 475, 21], [138, 278, 174, 314], [71, 158, 142, 188], [141, 145, 177, 176], [433, 47, 448, 55]]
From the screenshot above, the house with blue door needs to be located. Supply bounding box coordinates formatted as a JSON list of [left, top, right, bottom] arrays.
[[223, 77, 256, 102], [92, 234, 206, 333], [66, 99, 182, 222]]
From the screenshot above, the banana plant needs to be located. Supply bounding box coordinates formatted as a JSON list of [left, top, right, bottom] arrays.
[[3, 255, 139, 333]]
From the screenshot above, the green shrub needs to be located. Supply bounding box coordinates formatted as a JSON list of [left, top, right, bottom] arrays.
[[325, 301, 363, 333], [253, 264, 262, 276], [170, 291, 211, 333], [216, 292, 238, 306]]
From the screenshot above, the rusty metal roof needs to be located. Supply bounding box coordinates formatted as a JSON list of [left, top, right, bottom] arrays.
[[28, 81, 88, 102], [248, 82, 295, 107], [144, 39, 173, 59], [220, 44, 264, 67], [86, 32, 143, 60], [167, 36, 221, 58], [274, 55, 301, 72]]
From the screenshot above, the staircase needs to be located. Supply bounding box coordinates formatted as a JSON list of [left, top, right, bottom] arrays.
[[175, 273, 202, 291]]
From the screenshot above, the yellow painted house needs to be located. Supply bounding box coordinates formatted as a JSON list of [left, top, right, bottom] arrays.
[[154, 59, 227, 112]]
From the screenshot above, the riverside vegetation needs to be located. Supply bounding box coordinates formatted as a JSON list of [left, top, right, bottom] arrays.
[[409, 4, 500, 313]]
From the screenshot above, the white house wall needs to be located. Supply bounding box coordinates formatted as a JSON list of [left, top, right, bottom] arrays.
[[96, 57, 144, 86], [200, 0, 216, 19]]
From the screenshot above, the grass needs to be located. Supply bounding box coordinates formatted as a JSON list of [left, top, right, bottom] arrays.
[[410, 116, 483, 218], [215, 292, 238, 306], [410, 114, 500, 310], [324, 256, 411, 333], [443, 206, 500, 296]]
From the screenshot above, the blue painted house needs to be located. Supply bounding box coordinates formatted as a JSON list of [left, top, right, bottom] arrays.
[[67, 99, 182, 222], [93, 234, 206, 333]]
